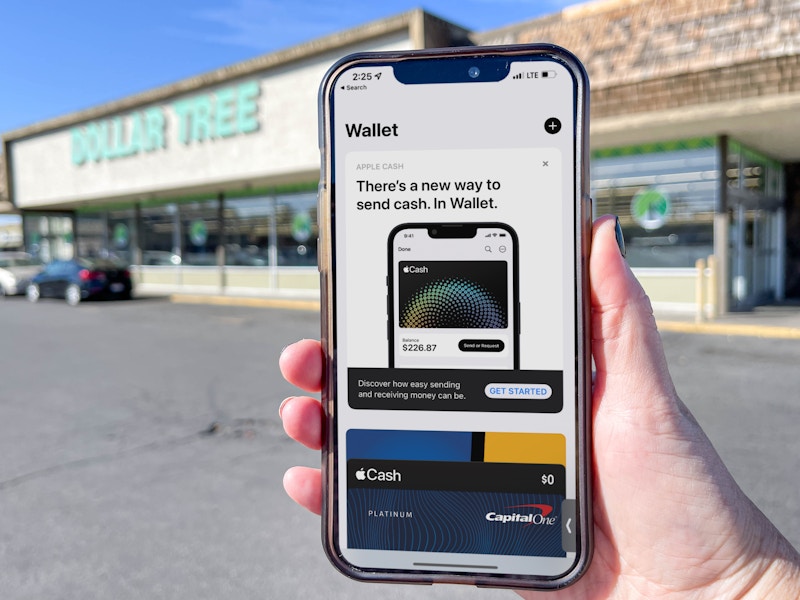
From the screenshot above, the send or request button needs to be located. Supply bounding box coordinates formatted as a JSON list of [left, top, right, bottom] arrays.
[[485, 384, 553, 399]]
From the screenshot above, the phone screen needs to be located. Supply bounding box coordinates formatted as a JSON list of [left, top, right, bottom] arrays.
[[389, 223, 518, 369], [321, 48, 590, 586]]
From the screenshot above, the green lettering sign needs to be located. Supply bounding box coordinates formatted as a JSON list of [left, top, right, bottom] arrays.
[[71, 80, 261, 166], [237, 80, 260, 134], [71, 107, 168, 165], [215, 87, 236, 138], [145, 107, 166, 151]]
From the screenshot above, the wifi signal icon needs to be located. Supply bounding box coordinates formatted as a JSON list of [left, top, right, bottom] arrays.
[[512, 73, 523, 80]]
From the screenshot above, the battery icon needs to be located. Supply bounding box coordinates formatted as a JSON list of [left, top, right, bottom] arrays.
[[542, 70, 557, 78]]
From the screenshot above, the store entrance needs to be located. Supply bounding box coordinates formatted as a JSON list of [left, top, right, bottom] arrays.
[[728, 203, 782, 309], [724, 139, 786, 310]]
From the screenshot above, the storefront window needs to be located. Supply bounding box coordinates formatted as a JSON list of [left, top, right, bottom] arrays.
[[107, 208, 136, 265], [726, 140, 783, 200], [224, 197, 273, 266], [76, 213, 105, 259], [24, 214, 74, 262], [591, 139, 718, 268], [223, 192, 317, 267], [72, 192, 318, 271], [140, 204, 181, 266], [276, 193, 317, 267], [181, 200, 220, 266], [76, 208, 136, 264]]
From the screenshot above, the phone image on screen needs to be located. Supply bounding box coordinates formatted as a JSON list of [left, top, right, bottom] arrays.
[[388, 223, 519, 369], [317, 45, 591, 589]]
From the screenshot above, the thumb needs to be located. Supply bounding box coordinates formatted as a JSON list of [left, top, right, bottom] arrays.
[[590, 215, 677, 415]]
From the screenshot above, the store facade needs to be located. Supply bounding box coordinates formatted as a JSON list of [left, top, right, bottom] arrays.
[[476, 0, 800, 312], [2, 12, 470, 298], [3, 1, 800, 312], [591, 136, 785, 313]]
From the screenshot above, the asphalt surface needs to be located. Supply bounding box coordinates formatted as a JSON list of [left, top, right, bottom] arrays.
[[0, 295, 798, 599]]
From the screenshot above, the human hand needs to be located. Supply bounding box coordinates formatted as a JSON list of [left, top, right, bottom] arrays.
[[279, 215, 800, 599]]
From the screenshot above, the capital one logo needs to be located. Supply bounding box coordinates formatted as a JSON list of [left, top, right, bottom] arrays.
[[485, 504, 557, 527]]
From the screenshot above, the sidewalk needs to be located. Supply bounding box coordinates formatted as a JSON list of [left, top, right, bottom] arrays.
[[656, 304, 800, 340], [136, 285, 800, 340]]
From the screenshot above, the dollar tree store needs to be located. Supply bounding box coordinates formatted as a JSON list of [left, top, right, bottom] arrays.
[[3, 0, 800, 313]]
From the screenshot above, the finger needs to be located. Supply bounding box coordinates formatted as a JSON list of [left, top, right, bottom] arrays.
[[279, 339, 324, 393], [280, 395, 324, 450], [284, 466, 322, 515], [590, 215, 677, 412]]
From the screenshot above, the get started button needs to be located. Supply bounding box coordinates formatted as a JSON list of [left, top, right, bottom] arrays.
[[485, 384, 553, 399]]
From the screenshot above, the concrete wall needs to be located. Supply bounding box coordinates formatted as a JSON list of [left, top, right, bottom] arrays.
[[134, 265, 319, 296], [634, 267, 699, 314], [132, 264, 702, 313], [8, 33, 411, 210]]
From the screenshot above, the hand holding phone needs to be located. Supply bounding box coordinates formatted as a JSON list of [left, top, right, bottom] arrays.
[[283, 216, 800, 598], [317, 44, 591, 589]]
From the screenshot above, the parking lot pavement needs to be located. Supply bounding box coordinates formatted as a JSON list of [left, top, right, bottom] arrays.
[[0, 296, 797, 599]]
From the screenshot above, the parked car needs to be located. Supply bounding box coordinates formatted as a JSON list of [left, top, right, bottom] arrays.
[[26, 259, 133, 306], [0, 252, 44, 296]]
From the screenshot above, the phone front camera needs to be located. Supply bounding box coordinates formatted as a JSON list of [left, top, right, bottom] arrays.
[[430, 228, 438, 236], [468, 66, 480, 79]]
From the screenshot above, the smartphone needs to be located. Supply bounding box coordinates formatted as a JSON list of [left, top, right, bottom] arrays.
[[318, 44, 591, 589], [388, 223, 519, 369]]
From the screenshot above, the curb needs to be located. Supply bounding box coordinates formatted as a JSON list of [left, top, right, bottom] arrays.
[[658, 320, 800, 340], [169, 294, 320, 311], [167, 294, 800, 340]]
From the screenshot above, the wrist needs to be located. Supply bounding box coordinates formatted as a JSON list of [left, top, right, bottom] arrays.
[[739, 536, 800, 600]]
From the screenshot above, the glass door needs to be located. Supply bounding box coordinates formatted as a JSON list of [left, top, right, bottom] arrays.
[[729, 205, 780, 309]]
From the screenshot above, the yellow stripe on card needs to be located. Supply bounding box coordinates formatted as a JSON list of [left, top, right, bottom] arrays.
[[484, 432, 566, 466]]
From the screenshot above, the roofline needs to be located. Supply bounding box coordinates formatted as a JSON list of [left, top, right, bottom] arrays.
[[2, 8, 468, 142]]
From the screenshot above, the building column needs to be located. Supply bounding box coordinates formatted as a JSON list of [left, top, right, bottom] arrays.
[[715, 135, 730, 314], [269, 197, 278, 290], [172, 204, 182, 286], [217, 193, 226, 292], [133, 203, 143, 269]]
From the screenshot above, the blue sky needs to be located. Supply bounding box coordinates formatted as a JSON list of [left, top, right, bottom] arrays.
[[0, 0, 571, 135]]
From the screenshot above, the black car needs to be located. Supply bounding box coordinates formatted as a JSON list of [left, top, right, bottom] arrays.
[[27, 259, 133, 306]]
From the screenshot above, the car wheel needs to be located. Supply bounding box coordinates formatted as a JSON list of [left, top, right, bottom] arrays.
[[65, 284, 82, 306], [26, 284, 40, 303]]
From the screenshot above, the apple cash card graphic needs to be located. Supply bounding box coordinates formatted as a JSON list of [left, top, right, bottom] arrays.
[[346, 429, 567, 557], [398, 261, 508, 329]]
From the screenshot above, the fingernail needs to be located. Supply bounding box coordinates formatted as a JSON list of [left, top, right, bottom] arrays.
[[614, 217, 626, 258], [279, 397, 293, 419]]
